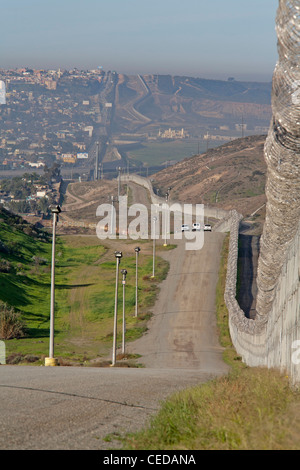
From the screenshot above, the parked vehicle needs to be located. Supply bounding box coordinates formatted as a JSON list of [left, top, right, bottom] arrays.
[[192, 223, 201, 231], [204, 224, 212, 231], [181, 224, 190, 232]]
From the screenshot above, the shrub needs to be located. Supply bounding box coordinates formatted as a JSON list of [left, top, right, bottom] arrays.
[[0, 259, 12, 273], [0, 303, 27, 339]]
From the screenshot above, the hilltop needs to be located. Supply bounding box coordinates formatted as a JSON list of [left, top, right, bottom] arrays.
[[151, 134, 267, 220]]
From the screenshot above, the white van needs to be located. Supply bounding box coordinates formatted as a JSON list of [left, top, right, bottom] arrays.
[[192, 223, 201, 231]]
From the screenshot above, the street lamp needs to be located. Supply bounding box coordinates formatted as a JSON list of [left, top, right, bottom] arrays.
[[121, 269, 127, 355], [112, 251, 122, 366], [45, 205, 61, 367], [134, 247, 140, 317], [151, 216, 157, 278]]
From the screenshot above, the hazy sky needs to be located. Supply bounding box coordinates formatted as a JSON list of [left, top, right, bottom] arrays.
[[1, 0, 278, 81]]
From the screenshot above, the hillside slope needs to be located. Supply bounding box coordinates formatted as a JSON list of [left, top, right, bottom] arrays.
[[0, 207, 51, 319], [151, 134, 267, 219]]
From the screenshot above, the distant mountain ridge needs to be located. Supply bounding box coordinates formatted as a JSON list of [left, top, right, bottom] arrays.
[[113, 74, 272, 135]]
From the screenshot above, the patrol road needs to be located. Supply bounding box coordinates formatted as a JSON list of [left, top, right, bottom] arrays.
[[127, 233, 227, 371], [0, 232, 228, 450]]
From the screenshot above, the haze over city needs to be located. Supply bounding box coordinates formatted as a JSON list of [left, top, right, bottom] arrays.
[[1, 0, 277, 81]]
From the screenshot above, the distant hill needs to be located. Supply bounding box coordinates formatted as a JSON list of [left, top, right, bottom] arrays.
[[113, 74, 272, 136], [151, 134, 267, 220]]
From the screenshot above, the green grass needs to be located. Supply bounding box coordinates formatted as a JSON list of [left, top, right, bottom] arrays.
[[119, 234, 300, 450], [0, 211, 171, 365], [122, 367, 300, 450], [127, 140, 209, 167]]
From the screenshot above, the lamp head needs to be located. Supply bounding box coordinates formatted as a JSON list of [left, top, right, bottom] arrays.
[[114, 251, 122, 259], [50, 205, 61, 214]]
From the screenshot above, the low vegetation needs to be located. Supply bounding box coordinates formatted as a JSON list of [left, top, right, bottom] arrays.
[[122, 368, 300, 450], [0, 302, 27, 340], [120, 235, 300, 450], [0, 207, 170, 366], [126, 140, 210, 167]]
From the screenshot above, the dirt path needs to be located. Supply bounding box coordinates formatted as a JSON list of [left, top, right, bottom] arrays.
[[128, 181, 151, 207], [127, 232, 228, 374]]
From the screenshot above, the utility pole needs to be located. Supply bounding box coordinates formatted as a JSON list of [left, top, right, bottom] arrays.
[[134, 247, 140, 317], [112, 251, 122, 366], [151, 216, 157, 278], [45, 205, 61, 367], [121, 269, 127, 355]]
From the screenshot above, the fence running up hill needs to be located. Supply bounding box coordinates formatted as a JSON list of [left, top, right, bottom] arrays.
[[121, 173, 300, 386], [225, 211, 300, 387]]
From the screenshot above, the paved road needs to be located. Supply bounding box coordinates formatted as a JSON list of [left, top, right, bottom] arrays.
[[0, 365, 218, 450], [0, 230, 228, 450]]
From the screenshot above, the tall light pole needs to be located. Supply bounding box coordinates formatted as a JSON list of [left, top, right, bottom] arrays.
[[112, 251, 122, 366], [134, 247, 140, 317], [151, 216, 157, 278], [45, 205, 61, 367], [121, 269, 127, 355]]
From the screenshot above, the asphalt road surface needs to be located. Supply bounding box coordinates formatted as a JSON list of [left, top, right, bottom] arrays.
[[0, 232, 228, 450]]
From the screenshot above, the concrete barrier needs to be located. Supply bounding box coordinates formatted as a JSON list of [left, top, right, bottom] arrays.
[[225, 210, 300, 386]]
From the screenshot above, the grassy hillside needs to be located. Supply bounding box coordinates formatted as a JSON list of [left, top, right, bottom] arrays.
[[120, 236, 300, 451], [0, 207, 51, 312], [0, 207, 170, 365]]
